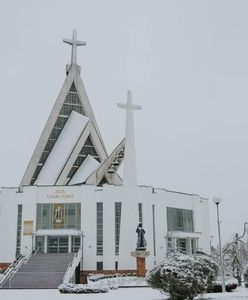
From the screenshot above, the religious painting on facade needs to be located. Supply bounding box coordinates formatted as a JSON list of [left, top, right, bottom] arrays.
[[23, 220, 33, 236], [53, 204, 64, 229]]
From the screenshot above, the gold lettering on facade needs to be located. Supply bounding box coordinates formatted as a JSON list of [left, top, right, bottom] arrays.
[[46, 189, 74, 199]]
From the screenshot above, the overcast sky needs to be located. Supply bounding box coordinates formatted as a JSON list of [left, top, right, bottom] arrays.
[[1, 0, 248, 244]]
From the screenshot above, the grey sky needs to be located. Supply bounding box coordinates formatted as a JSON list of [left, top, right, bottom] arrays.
[[0, 0, 247, 244]]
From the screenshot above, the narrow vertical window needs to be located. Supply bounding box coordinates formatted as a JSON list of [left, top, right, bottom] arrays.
[[138, 203, 143, 224], [115, 202, 122, 255], [16, 204, 23, 258], [152, 204, 156, 256], [96, 202, 103, 255], [96, 261, 103, 270]]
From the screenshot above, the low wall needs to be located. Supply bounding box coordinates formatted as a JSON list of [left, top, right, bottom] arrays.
[[80, 270, 136, 284], [0, 263, 11, 270]]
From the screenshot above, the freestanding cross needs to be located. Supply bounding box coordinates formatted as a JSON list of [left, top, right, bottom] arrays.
[[63, 29, 86, 65], [117, 90, 141, 188]]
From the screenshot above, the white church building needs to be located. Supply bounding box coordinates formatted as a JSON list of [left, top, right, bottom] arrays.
[[0, 31, 210, 283]]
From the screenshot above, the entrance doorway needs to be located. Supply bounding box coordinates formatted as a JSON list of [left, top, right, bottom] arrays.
[[35, 235, 81, 253], [48, 236, 68, 253]]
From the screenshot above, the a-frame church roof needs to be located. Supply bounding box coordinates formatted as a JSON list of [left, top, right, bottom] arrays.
[[20, 30, 124, 187]]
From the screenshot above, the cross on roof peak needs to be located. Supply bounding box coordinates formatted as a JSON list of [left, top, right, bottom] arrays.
[[117, 90, 141, 188], [63, 29, 86, 66], [117, 90, 142, 111]]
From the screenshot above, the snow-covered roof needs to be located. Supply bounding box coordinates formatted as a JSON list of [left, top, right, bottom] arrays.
[[69, 155, 100, 185], [35, 111, 89, 185]]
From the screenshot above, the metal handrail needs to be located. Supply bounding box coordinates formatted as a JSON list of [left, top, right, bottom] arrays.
[[0, 256, 26, 288], [63, 247, 82, 284], [0, 248, 39, 288], [0, 255, 24, 287]]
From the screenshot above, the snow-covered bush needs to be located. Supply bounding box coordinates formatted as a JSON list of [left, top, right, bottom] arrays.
[[58, 283, 109, 294], [147, 252, 218, 300], [210, 279, 237, 292]]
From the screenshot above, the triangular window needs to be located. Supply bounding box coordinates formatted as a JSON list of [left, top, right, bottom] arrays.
[[99, 177, 108, 185], [66, 136, 100, 182], [30, 82, 85, 184], [70, 82, 77, 92]]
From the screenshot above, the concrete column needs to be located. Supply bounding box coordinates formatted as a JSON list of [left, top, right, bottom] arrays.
[[174, 238, 177, 251], [188, 238, 192, 254], [68, 235, 72, 253], [44, 235, 48, 253]]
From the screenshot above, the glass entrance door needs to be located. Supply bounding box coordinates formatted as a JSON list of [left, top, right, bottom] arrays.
[[72, 236, 81, 253], [48, 236, 69, 253], [35, 236, 45, 252], [177, 238, 187, 253]]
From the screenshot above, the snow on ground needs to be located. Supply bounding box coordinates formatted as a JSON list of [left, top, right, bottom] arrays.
[[196, 286, 248, 299], [0, 288, 164, 300], [1, 287, 248, 300]]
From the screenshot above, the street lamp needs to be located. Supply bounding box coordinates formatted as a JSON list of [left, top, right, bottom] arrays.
[[213, 197, 226, 292]]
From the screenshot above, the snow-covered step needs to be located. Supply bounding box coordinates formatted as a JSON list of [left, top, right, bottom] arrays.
[[3, 253, 74, 289]]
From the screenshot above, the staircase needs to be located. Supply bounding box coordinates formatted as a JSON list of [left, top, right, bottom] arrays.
[[3, 253, 74, 289]]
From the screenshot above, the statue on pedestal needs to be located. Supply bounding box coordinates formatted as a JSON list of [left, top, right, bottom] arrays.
[[136, 223, 147, 250]]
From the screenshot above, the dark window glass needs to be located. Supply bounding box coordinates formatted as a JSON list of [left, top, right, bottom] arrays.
[[16, 205, 23, 258], [167, 207, 194, 232], [96, 203, 103, 255], [49, 128, 62, 140], [54, 116, 68, 129], [138, 203, 143, 223], [44, 139, 56, 152], [74, 156, 86, 167], [33, 165, 43, 179], [115, 202, 121, 255], [39, 151, 50, 164], [96, 261, 103, 270]]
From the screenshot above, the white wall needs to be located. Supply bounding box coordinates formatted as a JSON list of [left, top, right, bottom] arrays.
[[0, 188, 20, 263], [0, 184, 210, 270]]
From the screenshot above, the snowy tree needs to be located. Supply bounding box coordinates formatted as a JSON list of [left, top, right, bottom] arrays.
[[243, 264, 248, 287], [147, 252, 218, 300], [223, 233, 248, 286]]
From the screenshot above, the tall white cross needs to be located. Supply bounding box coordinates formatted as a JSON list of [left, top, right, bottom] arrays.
[[63, 29, 86, 65], [117, 90, 141, 188]]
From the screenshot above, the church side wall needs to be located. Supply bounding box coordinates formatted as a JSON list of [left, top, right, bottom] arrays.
[[0, 188, 19, 264]]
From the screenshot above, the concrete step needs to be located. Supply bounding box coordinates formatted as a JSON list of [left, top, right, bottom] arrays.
[[3, 253, 75, 289]]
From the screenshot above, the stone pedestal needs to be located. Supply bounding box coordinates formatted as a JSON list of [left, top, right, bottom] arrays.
[[131, 250, 150, 277]]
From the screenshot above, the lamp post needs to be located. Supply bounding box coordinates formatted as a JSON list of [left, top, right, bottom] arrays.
[[213, 197, 226, 292]]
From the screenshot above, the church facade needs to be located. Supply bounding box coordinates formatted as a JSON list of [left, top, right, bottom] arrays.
[[0, 31, 211, 273]]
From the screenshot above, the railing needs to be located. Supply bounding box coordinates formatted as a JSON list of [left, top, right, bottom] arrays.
[[0, 248, 39, 288], [96, 138, 125, 181], [0, 256, 23, 288], [63, 247, 82, 284]]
